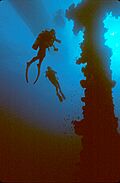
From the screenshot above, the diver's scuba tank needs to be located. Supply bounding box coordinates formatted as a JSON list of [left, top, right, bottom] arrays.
[[32, 30, 56, 50], [32, 35, 40, 50]]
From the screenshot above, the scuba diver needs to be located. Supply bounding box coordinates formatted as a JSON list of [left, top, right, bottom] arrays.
[[46, 66, 65, 102], [26, 29, 61, 84]]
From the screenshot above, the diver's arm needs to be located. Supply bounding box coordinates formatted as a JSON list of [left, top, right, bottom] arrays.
[[54, 35, 61, 43], [53, 45, 58, 51], [55, 38, 61, 43]]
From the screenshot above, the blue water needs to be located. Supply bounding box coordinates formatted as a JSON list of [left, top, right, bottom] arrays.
[[104, 12, 120, 128], [0, 0, 120, 133]]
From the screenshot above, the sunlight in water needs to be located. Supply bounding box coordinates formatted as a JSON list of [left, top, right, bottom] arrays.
[[104, 12, 120, 126]]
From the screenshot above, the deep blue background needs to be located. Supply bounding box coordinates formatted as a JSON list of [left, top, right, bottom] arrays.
[[0, 0, 120, 133]]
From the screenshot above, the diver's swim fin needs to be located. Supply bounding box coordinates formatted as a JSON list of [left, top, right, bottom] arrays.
[[57, 93, 63, 102], [34, 63, 41, 84], [25, 62, 31, 83], [61, 92, 66, 100]]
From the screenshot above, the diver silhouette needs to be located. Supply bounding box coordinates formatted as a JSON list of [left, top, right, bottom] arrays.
[[46, 66, 65, 102], [26, 29, 61, 84]]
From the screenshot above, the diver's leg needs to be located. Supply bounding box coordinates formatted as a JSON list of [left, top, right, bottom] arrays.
[[55, 86, 59, 95], [46, 73, 63, 102], [54, 84, 63, 102], [26, 56, 39, 83], [57, 82, 66, 100], [33, 61, 42, 84], [27, 56, 39, 66], [55, 87, 63, 102], [33, 48, 46, 84], [50, 79, 64, 102]]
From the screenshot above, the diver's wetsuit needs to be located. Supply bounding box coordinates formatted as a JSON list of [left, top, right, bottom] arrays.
[[26, 29, 61, 84], [46, 67, 65, 102]]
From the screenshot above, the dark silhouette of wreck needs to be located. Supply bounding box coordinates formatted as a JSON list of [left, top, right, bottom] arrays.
[[66, 0, 120, 182]]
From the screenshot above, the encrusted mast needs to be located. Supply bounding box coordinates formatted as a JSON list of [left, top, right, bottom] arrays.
[[66, 0, 120, 181]]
